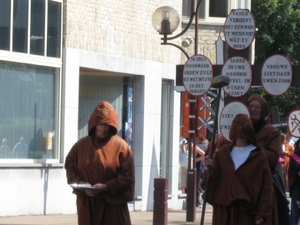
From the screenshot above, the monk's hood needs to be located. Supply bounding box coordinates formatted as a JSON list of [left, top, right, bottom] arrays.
[[229, 113, 258, 146], [247, 94, 269, 121], [88, 101, 118, 136]]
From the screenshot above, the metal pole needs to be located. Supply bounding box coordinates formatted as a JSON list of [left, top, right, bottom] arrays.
[[153, 178, 168, 225], [199, 88, 221, 225], [186, 96, 197, 222], [200, 75, 230, 225], [186, 0, 202, 220]]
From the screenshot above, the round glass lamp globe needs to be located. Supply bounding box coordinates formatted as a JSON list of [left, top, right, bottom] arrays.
[[152, 6, 180, 35]]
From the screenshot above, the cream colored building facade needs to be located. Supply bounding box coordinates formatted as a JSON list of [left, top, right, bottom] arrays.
[[0, 0, 250, 216]]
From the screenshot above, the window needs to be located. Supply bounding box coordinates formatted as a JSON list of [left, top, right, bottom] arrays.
[[30, 0, 45, 55], [47, 1, 61, 57], [209, 0, 228, 17], [13, 0, 28, 53], [0, 0, 62, 161], [0, 61, 60, 159], [78, 75, 134, 145], [182, 0, 230, 22], [0, 0, 10, 50], [0, 0, 61, 58], [182, 0, 205, 19]]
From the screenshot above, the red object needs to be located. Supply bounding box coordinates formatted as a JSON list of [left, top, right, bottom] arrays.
[[181, 92, 190, 138], [196, 96, 209, 139], [181, 92, 209, 139]]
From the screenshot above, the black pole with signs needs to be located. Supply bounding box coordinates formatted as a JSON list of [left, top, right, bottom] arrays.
[[154, 5, 300, 224], [200, 75, 230, 225], [152, 0, 204, 222]]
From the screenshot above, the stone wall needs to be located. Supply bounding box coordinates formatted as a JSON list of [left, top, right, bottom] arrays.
[[181, 24, 224, 65], [64, 0, 183, 64], [64, 0, 225, 65]]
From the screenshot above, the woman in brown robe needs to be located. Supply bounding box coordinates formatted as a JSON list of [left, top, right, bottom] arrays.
[[65, 101, 135, 225], [247, 94, 291, 225], [206, 114, 274, 225]]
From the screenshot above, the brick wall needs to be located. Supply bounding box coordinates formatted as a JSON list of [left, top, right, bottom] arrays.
[[64, 0, 181, 64], [181, 24, 224, 65], [64, 0, 223, 65]]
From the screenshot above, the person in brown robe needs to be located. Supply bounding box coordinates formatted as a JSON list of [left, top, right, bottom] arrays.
[[282, 133, 295, 187], [288, 138, 300, 225], [247, 94, 291, 225], [65, 101, 135, 225], [206, 114, 274, 225]]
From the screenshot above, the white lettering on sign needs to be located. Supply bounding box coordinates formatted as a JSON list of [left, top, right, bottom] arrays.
[[183, 54, 213, 96], [224, 9, 256, 50], [261, 54, 292, 96], [222, 56, 252, 97], [220, 102, 250, 141]]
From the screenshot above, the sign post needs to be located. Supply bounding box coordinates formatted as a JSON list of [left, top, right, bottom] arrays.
[[182, 54, 213, 221], [183, 55, 213, 95], [224, 9, 256, 50], [288, 110, 300, 137], [261, 54, 292, 96]]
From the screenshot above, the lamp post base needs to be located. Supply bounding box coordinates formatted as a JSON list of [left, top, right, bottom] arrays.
[[186, 168, 197, 222]]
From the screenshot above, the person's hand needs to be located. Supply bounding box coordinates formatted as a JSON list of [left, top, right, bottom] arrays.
[[255, 218, 264, 224], [85, 183, 107, 197], [92, 183, 107, 191], [204, 157, 213, 167]]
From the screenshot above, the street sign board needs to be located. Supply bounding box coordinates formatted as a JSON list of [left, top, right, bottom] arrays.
[[220, 101, 249, 141], [224, 9, 256, 50], [222, 56, 252, 97], [261, 54, 292, 96], [288, 110, 300, 138], [182, 54, 213, 96]]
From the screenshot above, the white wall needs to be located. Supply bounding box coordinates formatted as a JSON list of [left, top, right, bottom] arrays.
[[61, 48, 181, 212]]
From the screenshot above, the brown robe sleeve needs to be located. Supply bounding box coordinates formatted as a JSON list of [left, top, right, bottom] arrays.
[[65, 136, 135, 204], [256, 124, 281, 173]]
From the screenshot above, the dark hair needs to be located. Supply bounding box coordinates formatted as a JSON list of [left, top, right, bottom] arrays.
[[295, 139, 300, 156]]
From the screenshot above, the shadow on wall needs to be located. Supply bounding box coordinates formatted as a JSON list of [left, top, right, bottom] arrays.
[[41, 166, 50, 215], [147, 136, 159, 210]]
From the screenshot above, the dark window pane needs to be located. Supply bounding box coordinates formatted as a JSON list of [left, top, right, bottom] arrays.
[[47, 1, 61, 58], [13, 0, 28, 53], [182, 0, 191, 17], [0, 0, 11, 50], [199, 0, 205, 19], [209, 0, 228, 17], [30, 0, 45, 55], [182, 0, 205, 19]]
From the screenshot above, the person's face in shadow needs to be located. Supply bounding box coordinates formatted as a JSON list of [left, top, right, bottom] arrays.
[[95, 124, 109, 139]]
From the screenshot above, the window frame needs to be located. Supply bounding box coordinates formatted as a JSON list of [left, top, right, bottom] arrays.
[[0, 58, 62, 164], [0, 0, 63, 164], [0, 0, 62, 58], [182, 0, 228, 25]]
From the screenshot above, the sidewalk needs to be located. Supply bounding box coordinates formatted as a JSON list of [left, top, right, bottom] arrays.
[[0, 204, 212, 225]]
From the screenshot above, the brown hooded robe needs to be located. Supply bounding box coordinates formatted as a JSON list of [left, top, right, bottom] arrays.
[[247, 94, 290, 225], [206, 114, 274, 225], [65, 101, 135, 225]]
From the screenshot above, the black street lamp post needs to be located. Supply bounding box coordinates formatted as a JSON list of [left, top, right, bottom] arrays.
[[152, 0, 203, 222]]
